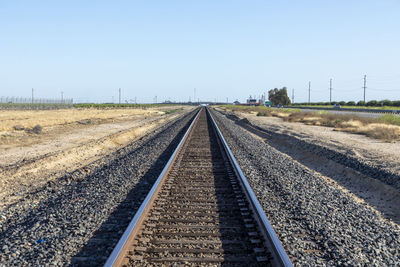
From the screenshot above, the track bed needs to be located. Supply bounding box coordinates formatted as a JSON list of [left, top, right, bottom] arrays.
[[106, 108, 290, 266]]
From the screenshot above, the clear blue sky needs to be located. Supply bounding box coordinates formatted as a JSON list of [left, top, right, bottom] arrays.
[[1, 0, 399, 103]]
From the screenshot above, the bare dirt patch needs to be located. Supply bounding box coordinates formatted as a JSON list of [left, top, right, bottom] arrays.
[[0, 106, 194, 209]]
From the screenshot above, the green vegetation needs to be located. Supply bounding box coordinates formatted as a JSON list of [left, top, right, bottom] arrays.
[[293, 99, 400, 110], [378, 114, 400, 126], [292, 104, 400, 110]]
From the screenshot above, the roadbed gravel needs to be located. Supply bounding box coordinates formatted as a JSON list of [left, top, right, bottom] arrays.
[[0, 108, 197, 266], [210, 108, 400, 266]]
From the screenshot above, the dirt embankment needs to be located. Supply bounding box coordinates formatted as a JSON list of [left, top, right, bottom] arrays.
[[0, 106, 194, 209], [211, 108, 400, 266], [215, 108, 400, 226]]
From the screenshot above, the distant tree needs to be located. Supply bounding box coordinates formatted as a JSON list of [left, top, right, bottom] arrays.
[[378, 100, 393, 106], [268, 87, 291, 105], [339, 101, 346, 106], [393, 101, 400, 107], [366, 100, 378, 106], [346, 101, 356, 106], [357, 101, 366, 106]]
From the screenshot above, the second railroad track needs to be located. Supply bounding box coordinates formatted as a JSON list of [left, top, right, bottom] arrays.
[[105, 107, 292, 266]]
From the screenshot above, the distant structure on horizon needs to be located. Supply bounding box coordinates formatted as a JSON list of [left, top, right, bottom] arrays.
[[234, 95, 265, 106]]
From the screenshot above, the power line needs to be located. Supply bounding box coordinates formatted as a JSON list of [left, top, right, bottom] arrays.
[[368, 88, 399, 92]]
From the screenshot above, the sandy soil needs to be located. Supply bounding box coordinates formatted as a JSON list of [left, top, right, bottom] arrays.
[[216, 108, 400, 225], [0, 106, 194, 209]]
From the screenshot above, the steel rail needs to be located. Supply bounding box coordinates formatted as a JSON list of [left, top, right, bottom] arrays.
[[208, 108, 293, 267], [104, 108, 201, 267]]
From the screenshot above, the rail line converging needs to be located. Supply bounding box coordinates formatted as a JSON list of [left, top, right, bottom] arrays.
[[104, 107, 292, 266]]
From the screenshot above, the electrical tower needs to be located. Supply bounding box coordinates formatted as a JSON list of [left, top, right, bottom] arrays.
[[308, 82, 311, 104], [329, 78, 332, 104], [119, 88, 121, 104]]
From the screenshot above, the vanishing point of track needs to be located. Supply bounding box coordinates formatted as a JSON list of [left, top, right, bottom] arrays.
[[105, 107, 292, 266]]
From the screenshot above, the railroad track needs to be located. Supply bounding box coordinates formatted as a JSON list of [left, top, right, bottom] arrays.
[[105, 107, 291, 266]]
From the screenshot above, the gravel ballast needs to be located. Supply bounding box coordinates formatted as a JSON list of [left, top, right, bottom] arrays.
[[0, 109, 197, 266], [210, 108, 400, 266]]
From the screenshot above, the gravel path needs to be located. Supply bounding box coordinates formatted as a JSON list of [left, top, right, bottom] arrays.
[[0, 109, 197, 266], [210, 108, 400, 266]]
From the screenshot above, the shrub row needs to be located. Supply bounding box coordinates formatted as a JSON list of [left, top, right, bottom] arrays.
[[294, 100, 400, 107]]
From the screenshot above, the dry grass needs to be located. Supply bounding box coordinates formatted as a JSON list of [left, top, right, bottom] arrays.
[[0, 108, 163, 131], [349, 124, 400, 141], [220, 105, 400, 142], [282, 112, 400, 141], [219, 105, 299, 119]]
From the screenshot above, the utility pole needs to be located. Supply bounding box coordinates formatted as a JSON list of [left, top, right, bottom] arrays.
[[226, 97, 228, 104], [119, 88, 121, 104], [32, 88, 34, 104], [363, 75, 367, 103], [308, 82, 311, 104], [194, 88, 196, 104], [329, 78, 332, 104], [134, 96, 137, 104], [292, 89, 294, 104], [61, 91, 64, 103]]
